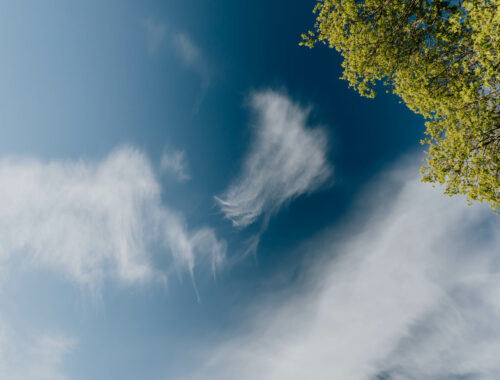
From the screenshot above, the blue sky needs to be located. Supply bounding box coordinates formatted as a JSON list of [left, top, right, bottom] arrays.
[[0, 1, 498, 380]]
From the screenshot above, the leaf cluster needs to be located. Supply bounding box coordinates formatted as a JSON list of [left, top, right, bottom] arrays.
[[302, 0, 499, 211]]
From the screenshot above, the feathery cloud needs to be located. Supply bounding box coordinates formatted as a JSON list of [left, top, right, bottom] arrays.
[[216, 90, 332, 228], [191, 159, 500, 380], [0, 147, 225, 290]]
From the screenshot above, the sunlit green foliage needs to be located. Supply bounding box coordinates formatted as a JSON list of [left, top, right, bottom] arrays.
[[302, 0, 499, 211]]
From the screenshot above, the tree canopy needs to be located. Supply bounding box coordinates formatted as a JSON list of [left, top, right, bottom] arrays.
[[302, 0, 499, 211]]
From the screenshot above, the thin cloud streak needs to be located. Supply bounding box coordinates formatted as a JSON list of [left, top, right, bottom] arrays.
[[0, 147, 225, 291], [216, 90, 332, 228], [190, 158, 500, 380]]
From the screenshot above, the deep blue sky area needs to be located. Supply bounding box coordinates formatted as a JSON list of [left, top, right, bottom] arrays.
[[3, 1, 491, 380]]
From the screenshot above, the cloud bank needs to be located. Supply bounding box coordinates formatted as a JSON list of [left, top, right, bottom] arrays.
[[0, 147, 225, 290], [191, 159, 500, 380], [216, 90, 332, 228]]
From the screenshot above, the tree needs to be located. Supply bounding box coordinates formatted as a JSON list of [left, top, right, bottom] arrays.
[[301, 0, 499, 211]]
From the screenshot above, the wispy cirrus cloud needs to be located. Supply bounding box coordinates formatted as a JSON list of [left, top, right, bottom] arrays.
[[161, 148, 190, 182], [0, 147, 225, 291], [216, 90, 332, 228], [190, 158, 500, 380]]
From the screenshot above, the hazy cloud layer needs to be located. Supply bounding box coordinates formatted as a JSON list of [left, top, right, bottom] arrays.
[[0, 319, 74, 380], [142, 19, 210, 112], [173, 33, 203, 68], [191, 160, 500, 380], [0, 147, 225, 290], [172, 32, 211, 112], [142, 18, 166, 53], [216, 90, 332, 228], [161, 148, 190, 182]]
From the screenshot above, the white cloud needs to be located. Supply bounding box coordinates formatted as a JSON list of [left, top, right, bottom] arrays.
[[143, 18, 166, 53], [0, 319, 74, 380], [161, 149, 190, 182], [0, 147, 225, 290], [189, 159, 500, 380], [215, 90, 332, 228]]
